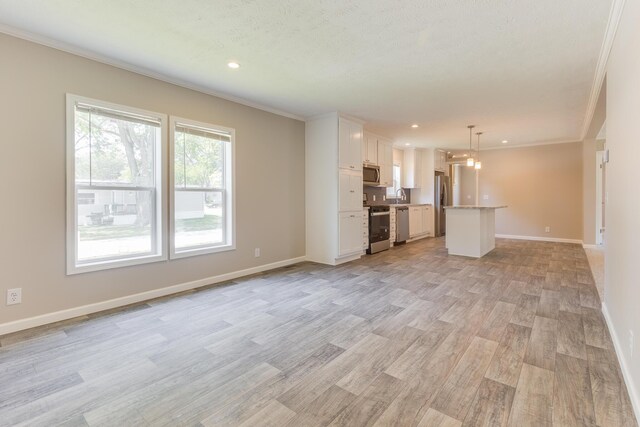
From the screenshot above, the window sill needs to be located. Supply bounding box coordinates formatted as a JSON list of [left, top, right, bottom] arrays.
[[170, 243, 236, 260], [67, 253, 167, 275]]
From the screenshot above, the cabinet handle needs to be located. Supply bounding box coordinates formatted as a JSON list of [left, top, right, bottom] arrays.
[[350, 215, 356, 218], [350, 190, 355, 193], [350, 165, 355, 169]]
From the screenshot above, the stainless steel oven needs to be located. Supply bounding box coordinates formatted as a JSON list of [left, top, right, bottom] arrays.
[[367, 206, 390, 254], [363, 165, 380, 186]]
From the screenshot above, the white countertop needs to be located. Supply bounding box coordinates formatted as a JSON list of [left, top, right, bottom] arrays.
[[444, 205, 507, 210]]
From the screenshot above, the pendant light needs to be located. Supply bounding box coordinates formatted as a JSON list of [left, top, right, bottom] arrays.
[[475, 132, 483, 170], [466, 125, 475, 167]]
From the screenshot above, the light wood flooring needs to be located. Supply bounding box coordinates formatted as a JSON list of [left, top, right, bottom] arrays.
[[0, 238, 637, 426]]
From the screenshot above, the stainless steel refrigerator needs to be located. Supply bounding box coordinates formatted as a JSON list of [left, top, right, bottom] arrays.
[[434, 175, 451, 237]]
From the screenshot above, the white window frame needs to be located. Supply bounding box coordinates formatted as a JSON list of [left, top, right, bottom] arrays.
[[66, 94, 168, 274], [169, 116, 236, 259]]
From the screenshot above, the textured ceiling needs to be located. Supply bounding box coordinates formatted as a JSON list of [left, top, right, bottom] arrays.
[[0, 0, 611, 148]]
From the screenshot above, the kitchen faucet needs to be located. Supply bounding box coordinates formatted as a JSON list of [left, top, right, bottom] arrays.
[[395, 188, 406, 204]]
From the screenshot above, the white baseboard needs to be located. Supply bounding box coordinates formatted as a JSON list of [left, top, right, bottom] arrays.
[[602, 302, 640, 422], [407, 233, 432, 243], [0, 256, 306, 336], [334, 252, 362, 266], [495, 234, 583, 244]]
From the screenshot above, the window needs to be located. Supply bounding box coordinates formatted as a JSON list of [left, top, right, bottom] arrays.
[[170, 117, 235, 258], [66, 95, 167, 274], [386, 164, 402, 198]]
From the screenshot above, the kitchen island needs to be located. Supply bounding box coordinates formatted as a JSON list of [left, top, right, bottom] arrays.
[[443, 205, 507, 258]]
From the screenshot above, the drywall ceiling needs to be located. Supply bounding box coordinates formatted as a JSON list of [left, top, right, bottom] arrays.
[[0, 0, 612, 149]]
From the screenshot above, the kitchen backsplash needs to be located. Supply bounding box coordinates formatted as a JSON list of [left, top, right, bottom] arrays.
[[363, 186, 411, 205]]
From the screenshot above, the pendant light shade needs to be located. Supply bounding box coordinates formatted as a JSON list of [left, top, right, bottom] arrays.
[[475, 131, 483, 169], [467, 125, 475, 167]]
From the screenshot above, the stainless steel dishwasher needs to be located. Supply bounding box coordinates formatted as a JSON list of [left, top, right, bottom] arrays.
[[395, 207, 409, 243]]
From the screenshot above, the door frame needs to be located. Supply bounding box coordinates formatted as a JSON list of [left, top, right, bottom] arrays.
[[595, 150, 605, 246]]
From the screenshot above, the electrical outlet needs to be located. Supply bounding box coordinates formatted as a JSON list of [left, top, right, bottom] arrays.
[[630, 330, 634, 357], [483, 195, 489, 200], [545, 226, 550, 233], [254, 248, 261, 258], [6, 288, 21, 305]]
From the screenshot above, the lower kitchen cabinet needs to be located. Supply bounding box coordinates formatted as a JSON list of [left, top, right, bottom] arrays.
[[389, 207, 396, 244], [339, 212, 363, 256], [409, 207, 422, 238], [409, 205, 433, 238], [362, 208, 369, 250], [423, 205, 433, 236]]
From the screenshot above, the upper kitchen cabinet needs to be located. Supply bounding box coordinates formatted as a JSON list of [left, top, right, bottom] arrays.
[[378, 138, 394, 187], [362, 132, 378, 165], [403, 148, 422, 188], [360, 131, 393, 187], [339, 117, 363, 171], [434, 149, 448, 172]]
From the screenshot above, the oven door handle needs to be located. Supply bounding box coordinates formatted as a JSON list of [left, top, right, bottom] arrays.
[[371, 212, 390, 216]]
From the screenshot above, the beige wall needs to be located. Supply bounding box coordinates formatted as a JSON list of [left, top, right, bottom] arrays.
[[459, 163, 477, 205], [459, 142, 583, 240], [0, 34, 305, 325], [604, 0, 640, 412]]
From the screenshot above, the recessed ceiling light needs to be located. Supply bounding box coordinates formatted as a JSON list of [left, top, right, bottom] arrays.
[[227, 62, 240, 69], [502, 140, 508, 144], [411, 124, 419, 128], [405, 143, 411, 146], [463, 154, 468, 157]]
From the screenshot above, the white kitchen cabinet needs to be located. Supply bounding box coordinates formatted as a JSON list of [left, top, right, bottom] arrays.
[[389, 207, 396, 244], [339, 170, 363, 212], [409, 205, 433, 238], [422, 206, 433, 236], [403, 149, 422, 188], [339, 117, 363, 171], [378, 139, 394, 187], [339, 212, 363, 256], [362, 132, 378, 165], [435, 149, 447, 172], [409, 206, 422, 237], [362, 209, 369, 250], [307, 113, 365, 265]]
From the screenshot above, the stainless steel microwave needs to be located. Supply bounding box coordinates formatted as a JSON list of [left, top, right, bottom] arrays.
[[363, 164, 380, 186]]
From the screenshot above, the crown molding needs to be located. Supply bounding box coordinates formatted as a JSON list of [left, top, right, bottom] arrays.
[[0, 24, 306, 122], [580, 0, 627, 140]]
